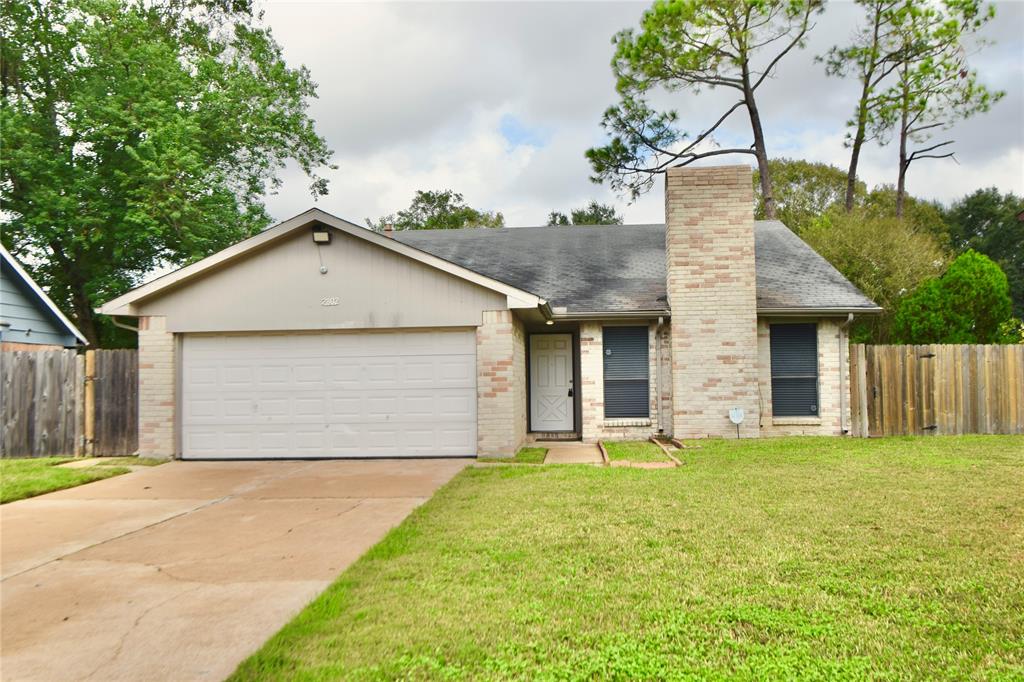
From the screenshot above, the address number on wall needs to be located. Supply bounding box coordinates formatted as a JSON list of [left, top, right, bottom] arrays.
[[320, 296, 340, 306]]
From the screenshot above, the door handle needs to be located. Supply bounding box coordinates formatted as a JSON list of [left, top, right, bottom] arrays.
[[567, 388, 574, 397]]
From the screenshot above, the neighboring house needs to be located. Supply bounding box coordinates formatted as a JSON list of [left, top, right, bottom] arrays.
[[99, 166, 880, 460], [1, 244, 87, 350]]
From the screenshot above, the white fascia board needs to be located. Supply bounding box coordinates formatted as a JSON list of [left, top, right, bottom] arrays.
[[97, 208, 542, 315], [756, 306, 884, 317]]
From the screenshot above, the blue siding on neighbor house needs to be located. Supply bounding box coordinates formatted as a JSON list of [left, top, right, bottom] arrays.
[[0, 261, 79, 347]]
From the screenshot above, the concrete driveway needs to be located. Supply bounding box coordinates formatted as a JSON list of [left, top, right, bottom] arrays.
[[0, 459, 467, 682]]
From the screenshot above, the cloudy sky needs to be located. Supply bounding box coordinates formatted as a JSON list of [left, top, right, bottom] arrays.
[[258, 0, 1024, 227]]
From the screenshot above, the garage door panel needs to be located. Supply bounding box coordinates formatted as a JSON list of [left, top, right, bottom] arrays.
[[182, 331, 477, 459]]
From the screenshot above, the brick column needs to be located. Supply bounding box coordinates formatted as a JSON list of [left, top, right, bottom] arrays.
[[138, 316, 176, 458], [476, 310, 525, 457], [665, 165, 760, 438], [578, 322, 603, 442]]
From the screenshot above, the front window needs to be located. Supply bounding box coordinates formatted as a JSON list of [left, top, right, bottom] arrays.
[[603, 326, 649, 418], [769, 323, 819, 417]]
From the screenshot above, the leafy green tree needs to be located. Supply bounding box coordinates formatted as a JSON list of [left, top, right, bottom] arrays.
[[892, 250, 1016, 343], [368, 190, 503, 231], [821, 0, 909, 212], [547, 201, 622, 226], [802, 207, 947, 342], [861, 186, 948, 240], [586, 0, 823, 217], [753, 159, 863, 233], [0, 0, 333, 346], [942, 188, 1024, 317], [877, 1, 1002, 217]]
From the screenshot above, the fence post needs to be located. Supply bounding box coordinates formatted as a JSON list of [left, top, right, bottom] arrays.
[[851, 344, 869, 437], [84, 350, 96, 457], [74, 353, 86, 456]]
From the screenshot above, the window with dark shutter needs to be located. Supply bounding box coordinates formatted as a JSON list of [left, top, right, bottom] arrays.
[[769, 323, 819, 417], [603, 326, 649, 418]]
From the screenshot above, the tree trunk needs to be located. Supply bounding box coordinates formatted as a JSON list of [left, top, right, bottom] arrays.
[[895, 81, 910, 219], [744, 76, 775, 219], [845, 83, 872, 212], [847, 1, 886, 213], [49, 242, 100, 345], [70, 283, 100, 347]]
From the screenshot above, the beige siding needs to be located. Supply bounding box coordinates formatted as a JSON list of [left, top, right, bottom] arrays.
[[133, 230, 508, 332], [757, 318, 849, 436]]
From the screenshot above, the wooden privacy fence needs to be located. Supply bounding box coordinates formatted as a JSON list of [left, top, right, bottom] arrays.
[[1, 349, 138, 457], [850, 344, 1024, 437]]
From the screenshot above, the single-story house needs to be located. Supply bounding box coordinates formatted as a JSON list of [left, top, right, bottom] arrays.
[[99, 165, 880, 460], [1, 244, 88, 351]]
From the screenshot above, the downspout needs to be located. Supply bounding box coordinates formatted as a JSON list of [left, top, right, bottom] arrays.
[[838, 313, 854, 435], [109, 316, 139, 333]]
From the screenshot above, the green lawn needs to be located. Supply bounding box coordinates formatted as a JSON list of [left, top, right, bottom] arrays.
[[479, 446, 548, 464], [231, 436, 1024, 681], [603, 439, 672, 463], [0, 457, 131, 503]]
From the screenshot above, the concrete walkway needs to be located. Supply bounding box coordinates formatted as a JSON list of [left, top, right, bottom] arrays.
[[0, 459, 467, 682], [542, 442, 603, 464]]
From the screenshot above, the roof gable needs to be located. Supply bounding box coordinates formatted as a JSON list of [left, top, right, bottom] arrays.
[[0, 245, 87, 346], [98, 209, 544, 316]]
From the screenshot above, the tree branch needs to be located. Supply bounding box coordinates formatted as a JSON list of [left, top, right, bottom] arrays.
[[907, 151, 956, 164], [908, 139, 954, 160], [676, 99, 748, 155], [671, 148, 758, 167], [751, 7, 816, 91]]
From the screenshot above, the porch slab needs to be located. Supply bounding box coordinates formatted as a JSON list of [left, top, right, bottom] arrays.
[[542, 442, 603, 465]]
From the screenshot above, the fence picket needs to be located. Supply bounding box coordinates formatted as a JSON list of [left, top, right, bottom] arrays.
[[1, 349, 138, 457], [850, 344, 1024, 437]]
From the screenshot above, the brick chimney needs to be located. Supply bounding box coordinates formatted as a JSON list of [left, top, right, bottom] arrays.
[[665, 165, 760, 438], [383, 223, 394, 238]]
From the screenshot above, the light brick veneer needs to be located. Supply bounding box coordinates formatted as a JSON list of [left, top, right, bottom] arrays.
[[476, 310, 527, 456], [138, 316, 176, 458], [579, 321, 666, 442], [757, 318, 850, 436], [666, 165, 760, 438]]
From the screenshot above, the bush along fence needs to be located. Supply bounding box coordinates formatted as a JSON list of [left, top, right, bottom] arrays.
[[1, 349, 138, 458], [850, 344, 1024, 437]]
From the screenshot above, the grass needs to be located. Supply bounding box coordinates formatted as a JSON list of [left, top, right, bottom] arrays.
[[603, 439, 673, 463], [478, 446, 548, 464], [231, 435, 1024, 681], [0, 457, 130, 503]]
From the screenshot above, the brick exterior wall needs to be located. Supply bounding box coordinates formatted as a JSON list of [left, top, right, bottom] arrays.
[[579, 321, 667, 442], [665, 165, 760, 438], [757, 318, 850, 436], [137, 316, 176, 458], [657, 322, 673, 437], [476, 310, 527, 456], [512, 315, 528, 450]]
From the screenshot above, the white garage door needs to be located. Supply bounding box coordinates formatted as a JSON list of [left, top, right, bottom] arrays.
[[181, 330, 477, 459]]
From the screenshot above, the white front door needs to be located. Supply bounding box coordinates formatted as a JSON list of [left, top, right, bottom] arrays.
[[530, 334, 574, 431]]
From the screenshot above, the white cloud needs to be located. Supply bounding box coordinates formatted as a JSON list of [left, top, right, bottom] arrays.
[[258, 0, 1024, 227]]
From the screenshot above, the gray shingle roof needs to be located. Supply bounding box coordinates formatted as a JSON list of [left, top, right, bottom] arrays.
[[394, 221, 879, 315]]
